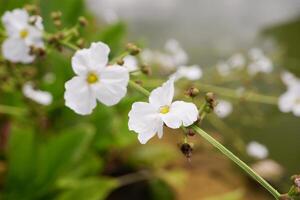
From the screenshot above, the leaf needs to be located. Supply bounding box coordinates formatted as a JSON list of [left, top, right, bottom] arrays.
[[56, 177, 118, 200]]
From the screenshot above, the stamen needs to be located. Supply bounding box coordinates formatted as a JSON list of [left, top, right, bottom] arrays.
[[19, 29, 28, 39], [160, 105, 170, 114], [86, 72, 99, 84]]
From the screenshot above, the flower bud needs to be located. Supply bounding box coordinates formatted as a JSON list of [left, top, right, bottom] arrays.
[[205, 92, 217, 111], [117, 59, 124, 66], [54, 20, 62, 28], [76, 38, 85, 48], [180, 143, 193, 158], [24, 4, 38, 14], [185, 87, 199, 98], [51, 11, 62, 21], [141, 65, 152, 76], [78, 16, 88, 27], [126, 43, 141, 55], [186, 129, 196, 136]]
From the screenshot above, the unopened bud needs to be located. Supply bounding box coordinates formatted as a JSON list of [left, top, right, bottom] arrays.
[[117, 59, 124, 66], [53, 20, 62, 28], [205, 92, 217, 110], [185, 87, 199, 98], [180, 143, 193, 158], [141, 65, 151, 76], [51, 11, 62, 21], [24, 4, 38, 14], [186, 129, 196, 137], [76, 38, 85, 48], [126, 43, 141, 55], [78, 16, 88, 27]]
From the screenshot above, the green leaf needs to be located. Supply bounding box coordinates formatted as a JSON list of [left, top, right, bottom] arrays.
[[56, 177, 118, 200]]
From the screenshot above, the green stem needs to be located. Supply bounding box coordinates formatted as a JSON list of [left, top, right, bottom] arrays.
[[128, 80, 281, 199], [0, 105, 27, 116], [191, 125, 281, 199]]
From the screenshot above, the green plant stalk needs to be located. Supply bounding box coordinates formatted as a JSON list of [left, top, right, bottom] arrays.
[[191, 125, 280, 199], [0, 105, 27, 116], [59, 40, 281, 199], [128, 80, 281, 199]]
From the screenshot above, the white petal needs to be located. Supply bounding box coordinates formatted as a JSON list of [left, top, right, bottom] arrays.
[[26, 25, 44, 48], [71, 42, 110, 75], [149, 78, 175, 108], [123, 55, 138, 72], [214, 100, 233, 118], [247, 141, 269, 159], [94, 65, 129, 106], [64, 76, 97, 115], [292, 104, 300, 117], [171, 65, 202, 81], [2, 9, 29, 36], [128, 102, 163, 144], [161, 101, 198, 129], [278, 91, 295, 113], [22, 82, 52, 105], [2, 38, 34, 63]]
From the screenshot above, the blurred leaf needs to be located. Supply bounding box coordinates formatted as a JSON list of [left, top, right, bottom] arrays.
[[95, 22, 127, 57], [204, 189, 244, 200], [264, 17, 300, 76], [4, 126, 37, 199], [0, 0, 34, 13], [149, 179, 175, 200], [56, 177, 118, 200], [128, 144, 178, 169], [40, 0, 86, 31]]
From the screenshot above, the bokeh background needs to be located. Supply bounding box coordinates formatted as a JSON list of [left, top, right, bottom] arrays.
[[0, 0, 299, 200]]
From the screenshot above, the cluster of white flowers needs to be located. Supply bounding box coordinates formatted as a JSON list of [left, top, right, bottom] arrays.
[[246, 141, 269, 160], [214, 99, 233, 118], [64, 43, 199, 143], [217, 48, 273, 76], [1, 9, 44, 63], [278, 71, 300, 117]]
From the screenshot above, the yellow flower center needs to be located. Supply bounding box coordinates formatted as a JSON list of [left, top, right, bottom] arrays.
[[160, 105, 170, 114], [86, 73, 99, 84], [19, 29, 29, 39]]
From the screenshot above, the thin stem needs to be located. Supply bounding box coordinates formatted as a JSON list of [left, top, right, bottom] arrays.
[[129, 80, 150, 97], [0, 105, 27, 116], [191, 125, 281, 199]]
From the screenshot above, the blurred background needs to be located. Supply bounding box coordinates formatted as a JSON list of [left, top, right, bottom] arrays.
[[0, 0, 300, 200]]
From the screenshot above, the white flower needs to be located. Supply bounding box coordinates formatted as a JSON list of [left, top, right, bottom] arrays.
[[23, 82, 52, 105], [64, 42, 129, 115], [246, 141, 269, 159], [227, 53, 245, 69], [251, 159, 283, 181], [278, 71, 300, 116], [216, 61, 231, 76], [247, 48, 273, 75], [170, 65, 203, 81], [128, 78, 199, 144], [214, 100, 233, 118], [123, 55, 138, 72], [1, 9, 44, 63], [164, 39, 188, 66]]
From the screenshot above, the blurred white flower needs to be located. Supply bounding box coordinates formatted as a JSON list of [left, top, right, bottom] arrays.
[[170, 65, 202, 81], [128, 78, 198, 144], [214, 100, 233, 118], [1, 9, 44, 63], [278, 71, 300, 116], [251, 159, 283, 181], [64, 42, 129, 115], [23, 82, 52, 105], [246, 141, 269, 159], [102, 9, 119, 24], [247, 48, 273, 75], [227, 53, 245, 69], [141, 39, 188, 70], [216, 61, 231, 76], [123, 55, 138, 72]]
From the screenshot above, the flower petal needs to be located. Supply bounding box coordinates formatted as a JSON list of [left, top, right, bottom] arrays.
[[64, 76, 97, 115], [94, 65, 129, 106], [128, 102, 163, 144], [278, 91, 295, 113], [22, 82, 52, 105], [2, 38, 34, 63], [2, 9, 29, 36], [161, 101, 198, 129], [149, 78, 174, 108], [71, 42, 110, 75]]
